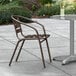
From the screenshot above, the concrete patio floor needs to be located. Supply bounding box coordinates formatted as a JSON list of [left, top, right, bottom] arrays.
[[0, 18, 76, 76]]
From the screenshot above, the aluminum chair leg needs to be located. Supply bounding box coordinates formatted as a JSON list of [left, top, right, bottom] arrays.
[[45, 38, 52, 62], [9, 41, 20, 66], [38, 39, 46, 68], [15, 40, 25, 62]]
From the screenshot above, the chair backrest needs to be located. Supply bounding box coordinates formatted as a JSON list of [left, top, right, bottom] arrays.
[[11, 15, 22, 39], [11, 15, 34, 39]]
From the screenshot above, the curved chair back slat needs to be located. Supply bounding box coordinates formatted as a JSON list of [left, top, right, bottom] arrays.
[[12, 18, 22, 38]]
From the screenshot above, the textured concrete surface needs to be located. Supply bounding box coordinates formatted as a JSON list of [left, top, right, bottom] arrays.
[[0, 18, 76, 76]]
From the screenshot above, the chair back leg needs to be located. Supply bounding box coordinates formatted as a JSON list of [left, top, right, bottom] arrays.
[[38, 39, 46, 68], [15, 40, 25, 62], [45, 38, 52, 62]]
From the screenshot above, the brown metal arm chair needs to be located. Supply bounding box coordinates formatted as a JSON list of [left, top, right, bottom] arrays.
[[9, 15, 51, 68]]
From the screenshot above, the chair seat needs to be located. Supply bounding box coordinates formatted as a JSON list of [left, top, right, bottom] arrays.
[[23, 34, 50, 40]]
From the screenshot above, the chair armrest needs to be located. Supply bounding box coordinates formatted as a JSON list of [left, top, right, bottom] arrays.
[[34, 21, 47, 35], [22, 22, 40, 36], [11, 15, 47, 38]]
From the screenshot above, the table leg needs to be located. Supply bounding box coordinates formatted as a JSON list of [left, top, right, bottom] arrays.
[[53, 20, 76, 65]]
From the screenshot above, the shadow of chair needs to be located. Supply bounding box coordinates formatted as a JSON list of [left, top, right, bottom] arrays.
[[9, 15, 52, 68]]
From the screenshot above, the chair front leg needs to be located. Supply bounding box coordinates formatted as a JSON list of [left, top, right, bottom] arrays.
[[9, 40, 20, 66], [45, 38, 52, 62], [15, 40, 25, 62], [38, 39, 46, 68]]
